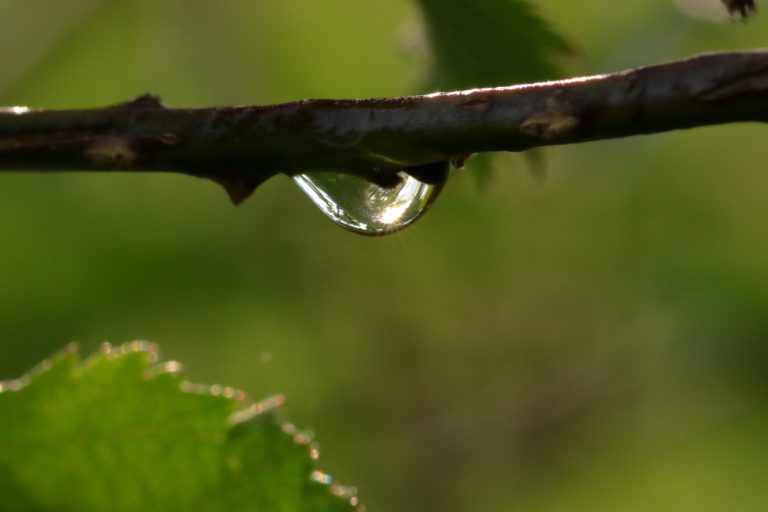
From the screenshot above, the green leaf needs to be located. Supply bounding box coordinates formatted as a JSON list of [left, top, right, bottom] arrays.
[[415, 0, 570, 91], [0, 342, 358, 512]]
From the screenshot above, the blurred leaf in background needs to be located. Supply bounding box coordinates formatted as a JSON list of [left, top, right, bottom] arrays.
[[1, 1, 768, 512], [414, 0, 572, 185], [415, 0, 570, 90]]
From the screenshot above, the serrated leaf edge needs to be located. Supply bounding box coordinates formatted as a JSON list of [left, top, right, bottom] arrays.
[[0, 341, 364, 511]]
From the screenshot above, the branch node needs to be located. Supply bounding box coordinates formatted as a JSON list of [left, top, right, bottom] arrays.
[[198, 172, 273, 205], [455, 96, 492, 112], [520, 101, 580, 140], [84, 137, 138, 168]]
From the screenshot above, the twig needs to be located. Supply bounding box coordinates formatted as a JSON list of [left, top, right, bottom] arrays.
[[2, 50, 768, 203]]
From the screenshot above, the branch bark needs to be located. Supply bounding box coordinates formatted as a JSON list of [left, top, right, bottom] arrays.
[[1, 49, 768, 203]]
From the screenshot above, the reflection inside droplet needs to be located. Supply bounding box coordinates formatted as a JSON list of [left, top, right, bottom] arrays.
[[293, 166, 447, 236]]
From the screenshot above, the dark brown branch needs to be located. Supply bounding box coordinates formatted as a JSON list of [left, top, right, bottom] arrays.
[[2, 50, 768, 203]]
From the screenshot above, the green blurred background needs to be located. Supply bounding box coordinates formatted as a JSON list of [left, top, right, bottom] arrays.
[[2, 1, 768, 510]]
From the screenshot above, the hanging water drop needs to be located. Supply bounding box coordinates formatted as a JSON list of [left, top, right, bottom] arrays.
[[293, 163, 448, 236]]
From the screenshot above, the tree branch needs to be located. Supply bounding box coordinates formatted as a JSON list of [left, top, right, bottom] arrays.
[[2, 49, 768, 203]]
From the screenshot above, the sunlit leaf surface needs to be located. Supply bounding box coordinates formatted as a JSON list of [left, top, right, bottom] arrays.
[[0, 343, 358, 512]]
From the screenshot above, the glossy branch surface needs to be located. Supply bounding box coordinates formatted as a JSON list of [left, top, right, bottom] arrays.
[[1, 50, 767, 202]]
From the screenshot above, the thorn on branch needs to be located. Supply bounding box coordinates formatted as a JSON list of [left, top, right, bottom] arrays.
[[198, 172, 274, 205], [118, 94, 166, 110]]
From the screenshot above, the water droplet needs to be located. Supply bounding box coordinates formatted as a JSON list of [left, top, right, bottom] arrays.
[[293, 164, 447, 236]]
